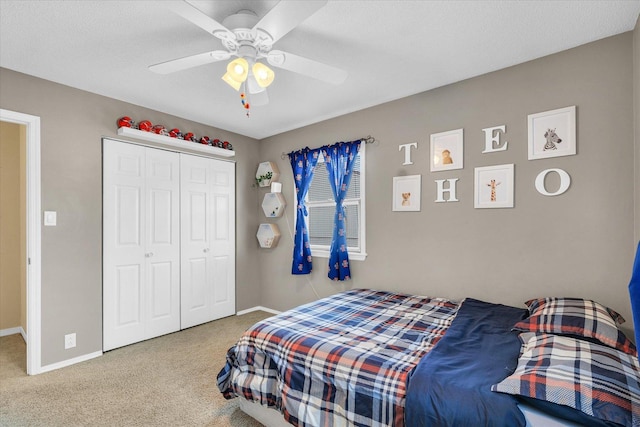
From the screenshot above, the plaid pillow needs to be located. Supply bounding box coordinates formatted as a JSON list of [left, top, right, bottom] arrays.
[[513, 297, 637, 356], [492, 332, 640, 427]]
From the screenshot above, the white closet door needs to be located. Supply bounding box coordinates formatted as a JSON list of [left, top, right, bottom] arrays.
[[181, 154, 235, 328], [103, 141, 147, 351], [210, 159, 235, 320], [144, 149, 181, 339], [103, 140, 180, 351], [180, 154, 213, 328]]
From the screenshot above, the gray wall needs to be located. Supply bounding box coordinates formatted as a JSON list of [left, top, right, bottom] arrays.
[[0, 68, 262, 366], [259, 33, 637, 330]]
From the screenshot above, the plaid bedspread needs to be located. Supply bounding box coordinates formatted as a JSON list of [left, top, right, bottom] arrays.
[[217, 289, 459, 427]]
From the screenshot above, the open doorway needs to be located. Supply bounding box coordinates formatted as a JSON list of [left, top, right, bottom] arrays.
[[0, 121, 27, 361], [0, 109, 41, 375]]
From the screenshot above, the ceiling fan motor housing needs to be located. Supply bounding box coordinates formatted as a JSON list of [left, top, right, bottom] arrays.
[[220, 10, 274, 57]]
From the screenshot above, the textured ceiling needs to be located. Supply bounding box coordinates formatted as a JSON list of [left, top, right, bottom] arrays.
[[1, 1, 639, 140]]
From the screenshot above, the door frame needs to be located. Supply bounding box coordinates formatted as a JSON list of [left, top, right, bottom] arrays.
[[0, 109, 42, 375]]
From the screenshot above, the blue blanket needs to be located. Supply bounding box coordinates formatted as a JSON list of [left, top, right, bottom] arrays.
[[405, 298, 528, 427]]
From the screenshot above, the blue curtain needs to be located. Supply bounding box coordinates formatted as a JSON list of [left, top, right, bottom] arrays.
[[322, 140, 361, 281], [288, 147, 320, 274], [629, 241, 640, 359]]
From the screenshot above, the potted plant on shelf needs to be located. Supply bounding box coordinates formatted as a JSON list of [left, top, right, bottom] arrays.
[[256, 171, 273, 187]]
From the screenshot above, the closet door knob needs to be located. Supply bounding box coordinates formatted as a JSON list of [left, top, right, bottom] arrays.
[[203, 248, 210, 253], [145, 252, 154, 258]]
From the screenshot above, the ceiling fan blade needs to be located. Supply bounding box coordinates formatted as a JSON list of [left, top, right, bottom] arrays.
[[149, 50, 231, 74], [267, 50, 347, 85], [167, 1, 235, 41], [254, 0, 327, 45]]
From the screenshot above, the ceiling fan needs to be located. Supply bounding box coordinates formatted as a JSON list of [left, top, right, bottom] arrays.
[[149, 0, 348, 109]]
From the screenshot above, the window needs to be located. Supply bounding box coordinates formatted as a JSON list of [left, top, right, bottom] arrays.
[[304, 145, 366, 260]]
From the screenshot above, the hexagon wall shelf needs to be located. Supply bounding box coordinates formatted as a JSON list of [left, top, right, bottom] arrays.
[[256, 161, 280, 187], [257, 223, 281, 249], [262, 193, 286, 218]]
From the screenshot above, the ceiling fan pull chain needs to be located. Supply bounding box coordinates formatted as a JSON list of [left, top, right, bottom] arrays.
[[240, 81, 251, 118]]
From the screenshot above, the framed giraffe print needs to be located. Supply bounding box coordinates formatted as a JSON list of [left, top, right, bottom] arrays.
[[430, 128, 463, 172], [527, 105, 576, 160], [474, 164, 514, 209]]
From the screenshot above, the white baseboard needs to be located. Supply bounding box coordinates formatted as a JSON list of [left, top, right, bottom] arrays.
[[236, 306, 281, 316], [0, 326, 24, 338], [39, 351, 102, 374]]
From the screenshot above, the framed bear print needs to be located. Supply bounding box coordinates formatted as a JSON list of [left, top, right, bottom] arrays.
[[528, 106, 576, 160], [393, 175, 421, 212]]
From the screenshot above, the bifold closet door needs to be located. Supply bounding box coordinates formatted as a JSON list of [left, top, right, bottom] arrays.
[[103, 140, 180, 351], [180, 154, 235, 329]]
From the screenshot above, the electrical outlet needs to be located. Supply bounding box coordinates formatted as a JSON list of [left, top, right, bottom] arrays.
[[64, 333, 76, 349]]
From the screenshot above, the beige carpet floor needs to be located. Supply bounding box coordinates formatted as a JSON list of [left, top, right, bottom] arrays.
[[0, 311, 274, 427]]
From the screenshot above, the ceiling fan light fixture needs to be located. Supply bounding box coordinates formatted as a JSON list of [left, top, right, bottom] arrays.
[[246, 75, 266, 94], [252, 62, 275, 88], [229, 57, 249, 80], [222, 72, 242, 91]]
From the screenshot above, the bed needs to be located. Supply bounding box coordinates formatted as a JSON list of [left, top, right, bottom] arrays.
[[217, 289, 640, 427]]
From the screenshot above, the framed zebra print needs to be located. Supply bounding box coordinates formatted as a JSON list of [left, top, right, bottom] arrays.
[[527, 106, 576, 160]]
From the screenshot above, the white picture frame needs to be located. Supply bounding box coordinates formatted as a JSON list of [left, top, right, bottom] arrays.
[[430, 128, 463, 172], [527, 106, 576, 160], [392, 175, 421, 212], [474, 164, 514, 209]]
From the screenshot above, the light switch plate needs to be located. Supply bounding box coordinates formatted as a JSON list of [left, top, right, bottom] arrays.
[[44, 211, 57, 226]]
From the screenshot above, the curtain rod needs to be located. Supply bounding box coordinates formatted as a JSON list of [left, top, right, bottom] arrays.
[[280, 135, 376, 160]]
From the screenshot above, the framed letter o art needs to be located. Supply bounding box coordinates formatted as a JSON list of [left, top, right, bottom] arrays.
[[535, 168, 571, 196]]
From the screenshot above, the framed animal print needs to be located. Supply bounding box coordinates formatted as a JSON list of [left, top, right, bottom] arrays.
[[474, 164, 514, 209], [392, 175, 421, 212], [430, 128, 463, 172], [528, 106, 576, 160]]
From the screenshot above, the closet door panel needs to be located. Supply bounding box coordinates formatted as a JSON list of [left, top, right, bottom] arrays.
[[115, 264, 142, 326], [188, 192, 208, 241], [116, 186, 142, 246], [103, 141, 147, 351], [187, 258, 207, 309], [212, 256, 229, 303], [145, 149, 180, 338], [149, 261, 172, 317], [180, 154, 214, 328], [210, 160, 235, 319]]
